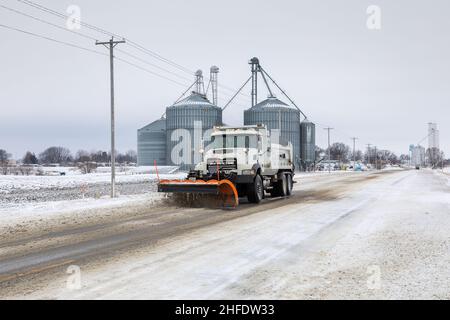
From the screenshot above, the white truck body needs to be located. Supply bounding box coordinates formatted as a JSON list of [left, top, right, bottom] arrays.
[[195, 125, 293, 176]]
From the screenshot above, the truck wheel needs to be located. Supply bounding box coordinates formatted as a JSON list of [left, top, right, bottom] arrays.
[[286, 174, 293, 196], [247, 175, 263, 203], [271, 173, 287, 197], [280, 174, 288, 196]]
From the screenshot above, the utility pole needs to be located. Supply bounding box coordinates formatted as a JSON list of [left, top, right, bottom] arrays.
[[96, 37, 126, 198], [324, 127, 333, 172], [374, 146, 378, 170], [351, 137, 358, 168], [366, 144, 372, 168]]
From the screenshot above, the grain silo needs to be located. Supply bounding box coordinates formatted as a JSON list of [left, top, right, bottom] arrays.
[[137, 117, 167, 166], [300, 119, 316, 169], [244, 96, 301, 168], [166, 70, 222, 169]]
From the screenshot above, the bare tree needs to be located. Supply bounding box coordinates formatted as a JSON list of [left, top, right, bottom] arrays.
[[426, 147, 442, 168], [125, 150, 137, 163], [326, 143, 350, 163], [0, 149, 11, 175], [354, 150, 363, 161], [75, 149, 97, 174], [385, 151, 399, 165], [78, 162, 97, 174], [75, 150, 91, 163], [23, 151, 38, 165], [39, 147, 72, 165], [116, 150, 137, 164], [90, 150, 109, 163]]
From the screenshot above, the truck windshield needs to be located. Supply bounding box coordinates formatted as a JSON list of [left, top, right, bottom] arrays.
[[209, 134, 258, 149]]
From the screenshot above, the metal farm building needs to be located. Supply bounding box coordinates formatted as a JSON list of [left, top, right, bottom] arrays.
[[244, 97, 301, 169], [137, 118, 167, 166], [165, 92, 222, 169], [300, 119, 316, 169]]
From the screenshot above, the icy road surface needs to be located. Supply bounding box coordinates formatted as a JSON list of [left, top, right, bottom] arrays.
[[0, 169, 449, 299]]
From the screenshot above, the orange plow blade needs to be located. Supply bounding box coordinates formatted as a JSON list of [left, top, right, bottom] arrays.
[[158, 179, 239, 208]]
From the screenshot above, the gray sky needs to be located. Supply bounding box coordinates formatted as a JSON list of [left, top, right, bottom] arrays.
[[1, 0, 449, 159]]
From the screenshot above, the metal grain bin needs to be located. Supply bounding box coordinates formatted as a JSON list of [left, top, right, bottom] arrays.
[[244, 97, 301, 169], [166, 92, 222, 169], [300, 119, 316, 169], [137, 118, 167, 166]]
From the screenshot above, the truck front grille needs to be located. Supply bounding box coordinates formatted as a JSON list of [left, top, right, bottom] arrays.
[[207, 158, 237, 172]]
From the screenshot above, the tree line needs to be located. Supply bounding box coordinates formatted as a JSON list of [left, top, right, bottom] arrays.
[[314, 142, 412, 165], [0, 147, 137, 166]]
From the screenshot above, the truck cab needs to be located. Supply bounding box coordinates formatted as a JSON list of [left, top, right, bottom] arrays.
[[189, 124, 295, 203]]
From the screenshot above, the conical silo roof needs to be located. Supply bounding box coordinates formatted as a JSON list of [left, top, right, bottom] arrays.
[[250, 96, 294, 109], [172, 92, 217, 108]]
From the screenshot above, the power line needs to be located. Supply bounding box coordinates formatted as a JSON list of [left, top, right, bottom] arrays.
[[115, 49, 193, 83], [0, 3, 98, 41], [0, 2, 204, 88], [114, 57, 188, 87], [0, 22, 191, 87], [122, 42, 251, 103], [0, 19, 246, 104], [3, 2, 193, 82], [0, 23, 107, 56], [125, 41, 195, 75], [13, 0, 252, 104], [15, 0, 195, 75]]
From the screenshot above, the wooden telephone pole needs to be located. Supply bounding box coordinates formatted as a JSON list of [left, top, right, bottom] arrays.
[[96, 37, 125, 198]]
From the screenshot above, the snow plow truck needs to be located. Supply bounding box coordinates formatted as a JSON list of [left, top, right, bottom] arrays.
[[158, 124, 295, 208]]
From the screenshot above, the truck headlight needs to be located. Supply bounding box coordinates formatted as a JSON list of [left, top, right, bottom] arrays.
[[242, 169, 255, 175]]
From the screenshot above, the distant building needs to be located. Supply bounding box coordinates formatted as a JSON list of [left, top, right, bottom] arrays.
[[137, 118, 167, 166], [428, 123, 439, 149], [411, 145, 425, 167], [427, 123, 441, 167]]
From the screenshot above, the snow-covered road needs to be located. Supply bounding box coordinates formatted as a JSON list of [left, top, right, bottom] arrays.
[[0, 169, 449, 299]]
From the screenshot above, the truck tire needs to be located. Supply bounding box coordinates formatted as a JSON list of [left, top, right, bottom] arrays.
[[271, 173, 288, 197], [286, 174, 293, 196], [247, 175, 263, 203]]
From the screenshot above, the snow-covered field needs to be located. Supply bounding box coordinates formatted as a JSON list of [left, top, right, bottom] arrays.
[[0, 166, 185, 227], [0, 193, 165, 229], [0, 166, 181, 192], [0, 166, 185, 206]]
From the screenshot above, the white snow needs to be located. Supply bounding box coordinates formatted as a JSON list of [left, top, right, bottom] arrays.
[[0, 167, 184, 227], [0, 169, 185, 193], [0, 193, 165, 231]]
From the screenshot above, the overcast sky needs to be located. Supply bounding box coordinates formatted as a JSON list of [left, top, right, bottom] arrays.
[[1, 0, 449, 159]]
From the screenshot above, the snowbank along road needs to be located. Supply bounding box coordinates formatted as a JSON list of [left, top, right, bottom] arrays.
[[0, 169, 449, 299]]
